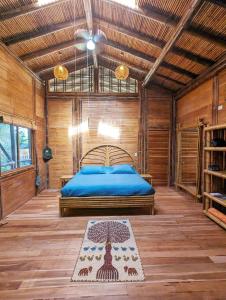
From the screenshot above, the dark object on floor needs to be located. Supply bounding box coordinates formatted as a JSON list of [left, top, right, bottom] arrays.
[[211, 138, 226, 147]]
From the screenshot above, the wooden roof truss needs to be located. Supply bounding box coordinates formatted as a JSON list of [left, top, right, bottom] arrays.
[[0, 0, 225, 93]]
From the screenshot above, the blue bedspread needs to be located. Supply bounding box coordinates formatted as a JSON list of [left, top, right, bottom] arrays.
[[61, 173, 155, 197]]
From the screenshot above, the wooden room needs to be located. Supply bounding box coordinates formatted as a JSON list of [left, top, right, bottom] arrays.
[[0, 0, 226, 299]]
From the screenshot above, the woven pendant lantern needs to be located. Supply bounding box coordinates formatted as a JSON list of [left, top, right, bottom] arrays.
[[53, 64, 69, 80], [115, 64, 129, 80]]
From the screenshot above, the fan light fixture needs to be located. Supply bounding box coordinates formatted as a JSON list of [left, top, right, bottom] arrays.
[[87, 39, 96, 50], [53, 64, 69, 80], [115, 65, 129, 80]]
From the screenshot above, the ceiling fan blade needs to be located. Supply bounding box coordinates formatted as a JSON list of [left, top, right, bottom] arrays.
[[75, 42, 87, 51], [95, 44, 102, 54], [94, 29, 107, 43], [75, 29, 90, 40]]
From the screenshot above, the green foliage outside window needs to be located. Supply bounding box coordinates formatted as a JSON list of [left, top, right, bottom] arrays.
[[0, 123, 32, 173]]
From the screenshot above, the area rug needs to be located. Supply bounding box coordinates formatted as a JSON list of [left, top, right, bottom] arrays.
[[72, 219, 144, 282]]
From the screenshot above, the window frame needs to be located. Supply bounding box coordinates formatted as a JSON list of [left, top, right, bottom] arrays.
[[0, 122, 34, 177]]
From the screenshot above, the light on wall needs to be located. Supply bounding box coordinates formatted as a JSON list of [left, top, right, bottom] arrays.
[[98, 121, 120, 139], [68, 120, 89, 137]]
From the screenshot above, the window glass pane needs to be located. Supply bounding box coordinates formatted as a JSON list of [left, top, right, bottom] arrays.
[[99, 66, 138, 93], [0, 123, 16, 172], [48, 66, 94, 92], [18, 127, 32, 167]]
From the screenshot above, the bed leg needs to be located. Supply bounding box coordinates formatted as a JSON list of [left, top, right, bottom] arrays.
[[60, 207, 65, 217], [150, 205, 154, 215]]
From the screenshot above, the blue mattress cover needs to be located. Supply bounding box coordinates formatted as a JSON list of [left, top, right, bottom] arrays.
[[61, 173, 155, 197]]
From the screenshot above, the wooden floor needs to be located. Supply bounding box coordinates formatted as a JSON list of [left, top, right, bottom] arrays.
[[0, 187, 226, 300]]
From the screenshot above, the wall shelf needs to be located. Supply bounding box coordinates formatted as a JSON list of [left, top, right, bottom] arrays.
[[204, 147, 226, 151], [203, 124, 226, 230], [203, 192, 226, 208], [204, 169, 226, 180], [204, 211, 226, 230]]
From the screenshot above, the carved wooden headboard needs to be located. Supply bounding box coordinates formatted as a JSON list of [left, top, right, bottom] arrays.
[[80, 145, 134, 168]]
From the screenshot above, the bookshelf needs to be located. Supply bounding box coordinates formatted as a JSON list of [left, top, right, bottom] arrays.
[[203, 124, 226, 230]]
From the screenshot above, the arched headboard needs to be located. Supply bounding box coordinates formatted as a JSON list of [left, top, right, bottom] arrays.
[[80, 145, 134, 168]]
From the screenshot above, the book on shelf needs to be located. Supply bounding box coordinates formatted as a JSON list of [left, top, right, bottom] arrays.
[[210, 192, 226, 200]]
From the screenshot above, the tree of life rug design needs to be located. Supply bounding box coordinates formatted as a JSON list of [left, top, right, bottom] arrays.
[[72, 219, 144, 282]]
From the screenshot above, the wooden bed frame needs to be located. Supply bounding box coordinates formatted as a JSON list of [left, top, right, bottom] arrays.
[[59, 145, 154, 217]]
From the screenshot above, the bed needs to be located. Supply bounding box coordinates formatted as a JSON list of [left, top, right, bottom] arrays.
[[59, 145, 155, 217]]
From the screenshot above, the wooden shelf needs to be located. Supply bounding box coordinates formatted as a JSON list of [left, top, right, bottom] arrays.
[[204, 123, 226, 229], [177, 183, 197, 197], [204, 124, 226, 131], [204, 147, 226, 151], [204, 211, 226, 230], [204, 192, 226, 208], [204, 169, 226, 179]]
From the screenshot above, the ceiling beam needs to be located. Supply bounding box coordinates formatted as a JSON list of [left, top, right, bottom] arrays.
[[102, 0, 178, 26], [97, 19, 214, 66], [100, 55, 176, 92], [20, 38, 84, 61], [205, 0, 226, 9], [100, 53, 182, 90], [101, 54, 146, 77], [155, 73, 186, 86], [3, 18, 86, 45], [104, 39, 197, 79], [35, 53, 87, 74], [0, 0, 70, 22], [2, 14, 213, 66], [40, 57, 93, 80], [102, 0, 226, 48], [143, 0, 203, 87], [82, 0, 98, 68], [175, 52, 226, 99]]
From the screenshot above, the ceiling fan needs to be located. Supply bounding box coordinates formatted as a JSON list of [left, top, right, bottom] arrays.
[[74, 29, 107, 52]]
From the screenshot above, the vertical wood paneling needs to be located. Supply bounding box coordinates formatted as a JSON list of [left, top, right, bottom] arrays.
[[147, 129, 170, 185], [81, 98, 139, 167], [145, 88, 172, 185], [0, 45, 45, 217], [1, 169, 35, 218], [177, 79, 213, 127], [0, 45, 33, 120], [48, 99, 73, 188], [218, 69, 226, 124], [35, 82, 46, 191]]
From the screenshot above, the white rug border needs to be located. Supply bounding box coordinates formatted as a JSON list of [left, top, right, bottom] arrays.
[[71, 219, 145, 283]]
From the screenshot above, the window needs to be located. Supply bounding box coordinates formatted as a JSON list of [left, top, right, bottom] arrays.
[[0, 124, 32, 173], [99, 66, 138, 93], [48, 66, 138, 93], [49, 66, 94, 93]]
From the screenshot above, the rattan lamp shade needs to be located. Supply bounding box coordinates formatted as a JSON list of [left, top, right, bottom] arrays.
[[53, 65, 69, 80], [115, 65, 129, 80]]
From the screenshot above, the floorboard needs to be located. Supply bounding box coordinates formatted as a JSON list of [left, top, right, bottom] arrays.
[[0, 187, 225, 300]]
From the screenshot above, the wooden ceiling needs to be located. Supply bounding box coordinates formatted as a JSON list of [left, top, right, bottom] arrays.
[[0, 0, 225, 93]]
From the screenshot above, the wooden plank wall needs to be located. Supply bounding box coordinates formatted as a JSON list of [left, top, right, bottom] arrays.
[[47, 88, 173, 188], [218, 69, 226, 124], [48, 99, 73, 189], [0, 44, 46, 218], [180, 130, 198, 184], [145, 87, 172, 185], [177, 67, 226, 128], [35, 81, 47, 191], [47, 96, 140, 188], [81, 97, 139, 166]]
